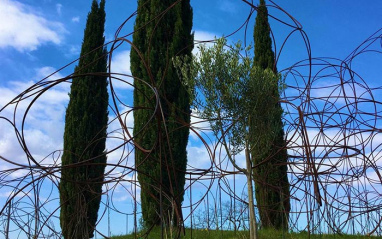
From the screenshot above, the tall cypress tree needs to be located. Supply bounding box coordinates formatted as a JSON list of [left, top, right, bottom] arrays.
[[59, 1, 108, 238], [251, 0, 290, 230], [130, 0, 193, 227]]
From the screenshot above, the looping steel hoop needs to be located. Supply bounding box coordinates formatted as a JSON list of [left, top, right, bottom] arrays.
[[0, 1, 382, 238]]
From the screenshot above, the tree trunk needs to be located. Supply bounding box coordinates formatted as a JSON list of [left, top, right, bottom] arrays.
[[245, 146, 257, 239]]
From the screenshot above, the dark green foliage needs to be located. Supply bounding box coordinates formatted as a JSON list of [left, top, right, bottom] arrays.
[[59, 1, 108, 238], [251, 0, 290, 230], [253, 0, 277, 72], [131, 0, 193, 227]]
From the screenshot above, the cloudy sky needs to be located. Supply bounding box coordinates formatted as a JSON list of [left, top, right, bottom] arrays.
[[0, 0, 382, 237]]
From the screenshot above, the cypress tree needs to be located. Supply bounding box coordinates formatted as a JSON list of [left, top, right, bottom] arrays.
[[251, 0, 290, 230], [59, 1, 108, 238], [130, 0, 193, 228]]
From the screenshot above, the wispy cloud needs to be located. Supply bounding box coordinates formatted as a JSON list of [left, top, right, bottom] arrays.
[[0, 0, 67, 51], [65, 44, 81, 57], [219, 0, 238, 14], [71, 16, 80, 23], [56, 3, 62, 16], [194, 30, 217, 44]]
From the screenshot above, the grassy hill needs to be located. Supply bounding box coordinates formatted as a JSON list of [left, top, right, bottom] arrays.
[[111, 227, 382, 239]]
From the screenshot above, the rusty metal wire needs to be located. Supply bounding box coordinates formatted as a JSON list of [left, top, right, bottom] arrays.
[[0, 0, 382, 238]]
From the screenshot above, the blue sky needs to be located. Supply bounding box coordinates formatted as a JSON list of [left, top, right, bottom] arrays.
[[0, 0, 382, 238]]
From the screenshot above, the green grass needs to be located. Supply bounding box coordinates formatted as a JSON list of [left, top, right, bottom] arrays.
[[111, 227, 382, 239]]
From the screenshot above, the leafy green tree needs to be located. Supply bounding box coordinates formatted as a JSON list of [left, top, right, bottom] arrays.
[[251, 0, 290, 230], [174, 37, 284, 239], [59, 1, 108, 238], [130, 0, 193, 227]]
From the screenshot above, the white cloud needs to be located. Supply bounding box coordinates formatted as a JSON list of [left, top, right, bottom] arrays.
[[0, 0, 66, 51], [190, 109, 212, 140], [0, 120, 26, 164], [193, 30, 217, 56], [71, 16, 80, 23], [187, 144, 212, 170], [194, 30, 216, 43], [35, 66, 66, 81], [104, 172, 141, 203], [0, 190, 30, 198], [106, 106, 135, 165], [109, 50, 133, 89], [0, 66, 69, 169], [285, 125, 382, 191], [110, 50, 131, 75], [308, 79, 367, 106]]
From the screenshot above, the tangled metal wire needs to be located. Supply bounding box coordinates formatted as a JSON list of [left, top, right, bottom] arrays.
[[1, 0, 382, 238]]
